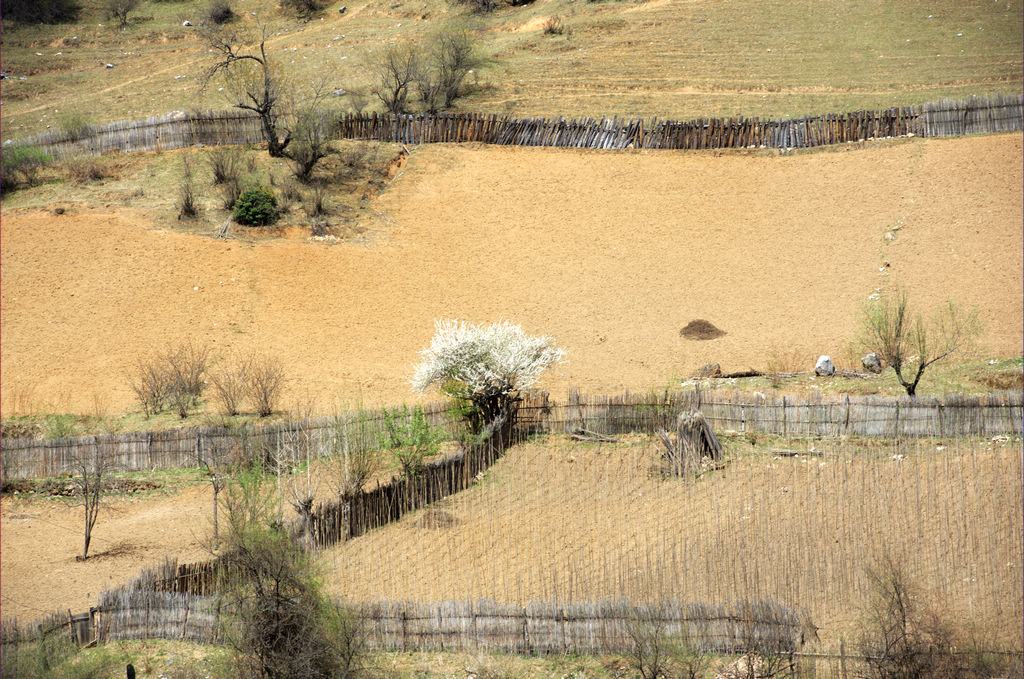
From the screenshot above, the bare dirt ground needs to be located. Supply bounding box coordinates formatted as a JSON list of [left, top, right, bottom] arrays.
[[1, 485, 210, 620], [2, 134, 1021, 417]]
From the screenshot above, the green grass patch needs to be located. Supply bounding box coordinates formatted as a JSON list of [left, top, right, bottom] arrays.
[[676, 356, 1023, 399]]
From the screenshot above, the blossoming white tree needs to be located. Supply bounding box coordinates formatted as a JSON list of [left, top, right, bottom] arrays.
[[411, 319, 565, 435]]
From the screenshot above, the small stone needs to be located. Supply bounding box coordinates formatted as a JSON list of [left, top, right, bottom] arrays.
[[332, 88, 346, 96], [814, 356, 835, 377], [182, 20, 192, 26], [861, 353, 883, 374], [105, 63, 115, 68]]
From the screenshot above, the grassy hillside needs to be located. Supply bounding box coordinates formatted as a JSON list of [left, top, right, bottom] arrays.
[[2, 0, 1021, 139]]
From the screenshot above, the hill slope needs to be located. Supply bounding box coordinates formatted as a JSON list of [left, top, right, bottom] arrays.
[[1, 0, 1021, 138], [2, 134, 1021, 414]]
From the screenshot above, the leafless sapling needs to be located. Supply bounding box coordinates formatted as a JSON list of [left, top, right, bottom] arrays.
[[73, 441, 117, 560], [247, 353, 285, 418], [371, 44, 419, 114], [198, 436, 239, 551]]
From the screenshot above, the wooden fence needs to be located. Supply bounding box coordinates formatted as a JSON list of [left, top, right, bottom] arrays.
[[2, 389, 1020, 481], [0, 399, 465, 481], [117, 411, 523, 602], [544, 389, 1024, 439], [4, 591, 812, 657], [13, 94, 1022, 159]]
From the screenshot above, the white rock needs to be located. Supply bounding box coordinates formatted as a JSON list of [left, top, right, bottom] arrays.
[[861, 353, 883, 374], [105, 63, 115, 68], [814, 356, 835, 377], [183, 20, 192, 26]]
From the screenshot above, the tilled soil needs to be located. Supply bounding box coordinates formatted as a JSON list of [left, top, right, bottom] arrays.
[[2, 135, 1020, 417]]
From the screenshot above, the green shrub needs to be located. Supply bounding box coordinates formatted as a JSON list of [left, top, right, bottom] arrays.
[[232, 185, 279, 226], [1, 0, 80, 23], [58, 114, 94, 142], [380, 404, 444, 477], [279, 0, 326, 18], [204, 0, 235, 23], [1, 146, 52, 192]]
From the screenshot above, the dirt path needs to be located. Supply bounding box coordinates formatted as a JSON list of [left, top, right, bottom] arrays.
[[0, 485, 211, 619], [1, 135, 1021, 416]]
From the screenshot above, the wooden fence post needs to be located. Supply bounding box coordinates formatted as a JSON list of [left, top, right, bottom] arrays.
[[782, 396, 787, 437]]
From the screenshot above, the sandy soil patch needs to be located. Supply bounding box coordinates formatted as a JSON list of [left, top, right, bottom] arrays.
[[1, 135, 1021, 416], [1, 485, 211, 620]]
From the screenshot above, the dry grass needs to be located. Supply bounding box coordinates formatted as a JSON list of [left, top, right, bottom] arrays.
[[322, 434, 1023, 651], [1, 0, 1020, 138], [0, 142, 398, 238]]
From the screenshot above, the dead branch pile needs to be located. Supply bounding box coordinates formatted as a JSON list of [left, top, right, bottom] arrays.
[[657, 410, 723, 476]]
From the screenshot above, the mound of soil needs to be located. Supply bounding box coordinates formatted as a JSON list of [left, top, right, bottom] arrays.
[[680, 319, 726, 341], [416, 509, 461, 529]]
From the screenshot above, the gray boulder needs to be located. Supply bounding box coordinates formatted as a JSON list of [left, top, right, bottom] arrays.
[[814, 355, 835, 376], [694, 362, 722, 378], [861, 352, 883, 374]]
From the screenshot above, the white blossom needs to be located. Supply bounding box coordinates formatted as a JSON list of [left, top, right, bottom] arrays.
[[411, 319, 565, 397]]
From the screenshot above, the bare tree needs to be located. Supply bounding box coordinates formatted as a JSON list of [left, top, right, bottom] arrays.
[[202, 24, 292, 157], [127, 354, 171, 417], [279, 416, 321, 543], [106, 0, 139, 29], [210, 352, 252, 416], [165, 341, 211, 418], [198, 435, 239, 551], [248, 353, 285, 418], [325, 412, 378, 497], [625, 608, 673, 679], [857, 555, 1009, 679], [218, 466, 365, 679], [861, 289, 980, 397], [371, 44, 419, 114], [73, 441, 117, 560], [284, 90, 336, 182], [434, 27, 481, 109]]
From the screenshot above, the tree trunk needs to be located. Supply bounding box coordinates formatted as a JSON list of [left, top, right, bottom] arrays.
[[212, 483, 220, 551]]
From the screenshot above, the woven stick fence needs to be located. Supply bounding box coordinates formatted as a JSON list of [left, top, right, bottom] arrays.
[[107, 405, 522, 603], [545, 389, 1023, 439], [3, 390, 1020, 481], [0, 399, 464, 481], [4, 591, 811, 657], [13, 94, 1022, 159]]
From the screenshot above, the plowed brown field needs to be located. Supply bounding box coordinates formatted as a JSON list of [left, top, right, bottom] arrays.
[[2, 134, 1021, 416]]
